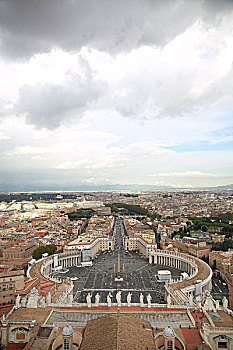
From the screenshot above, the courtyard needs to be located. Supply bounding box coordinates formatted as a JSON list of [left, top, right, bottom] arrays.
[[53, 218, 183, 304]]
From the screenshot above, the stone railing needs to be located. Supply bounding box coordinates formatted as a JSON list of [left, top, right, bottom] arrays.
[[70, 302, 187, 309], [8, 319, 36, 325]]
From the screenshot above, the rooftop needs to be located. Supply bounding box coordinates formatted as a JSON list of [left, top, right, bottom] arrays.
[[8, 307, 52, 324], [80, 314, 156, 350]]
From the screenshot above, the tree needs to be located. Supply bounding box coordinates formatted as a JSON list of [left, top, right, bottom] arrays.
[[46, 244, 57, 255], [32, 244, 57, 260], [211, 238, 233, 252]]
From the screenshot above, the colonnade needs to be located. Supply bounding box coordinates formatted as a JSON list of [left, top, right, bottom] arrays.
[[149, 250, 197, 277], [41, 251, 81, 279], [59, 255, 80, 269], [149, 249, 213, 296]]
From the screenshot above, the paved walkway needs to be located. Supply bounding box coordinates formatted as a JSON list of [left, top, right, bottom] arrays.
[[55, 217, 182, 304]]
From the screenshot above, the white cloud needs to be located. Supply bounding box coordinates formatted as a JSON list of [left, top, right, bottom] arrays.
[[55, 160, 88, 170], [153, 180, 194, 188], [121, 141, 175, 157], [0, 131, 9, 141], [0, 7, 233, 130], [6, 146, 50, 156], [150, 171, 219, 178]]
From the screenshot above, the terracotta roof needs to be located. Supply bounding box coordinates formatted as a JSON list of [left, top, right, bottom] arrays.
[[8, 307, 52, 324], [189, 344, 211, 350], [0, 305, 14, 317], [80, 315, 156, 350], [181, 328, 203, 350], [171, 256, 211, 290], [214, 310, 233, 327]]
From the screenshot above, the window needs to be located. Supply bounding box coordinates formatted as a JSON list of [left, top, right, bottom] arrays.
[[218, 342, 227, 349], [167, 340, 173, 350], [3, 284, 6, 291], [64, 339, 70, 350]]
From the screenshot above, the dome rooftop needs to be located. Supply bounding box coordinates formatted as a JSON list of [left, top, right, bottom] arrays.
[[62, 325, 74, 337], [163, 326, 175, 338]]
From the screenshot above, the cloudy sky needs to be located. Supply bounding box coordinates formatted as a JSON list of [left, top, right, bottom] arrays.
[[0, 0, 233, 191]]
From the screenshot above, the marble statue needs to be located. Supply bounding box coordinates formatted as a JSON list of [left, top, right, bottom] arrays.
[[95, 293, 100, 307], [127, 292, 132, 306], [31, 287, 38, 295], [140, 293, 144, 307], [16, 294, 21, 308], [197, 301, 202, 310], [68, 292, 73, 305], [215, 300, 220, 310], [21, 298, 27, 307], [86, 293, 92, 307], [147, 293, 152, 308], [39, 296, 46, 307], [203, 293, 215, 312], [1, 312, 6, 323], [27, 287, 39, 308], [188, 293, 194, 307], [1, 312, 8, 326], [223, 296, 228, 310], [47, 292, 52, 305], [116, 291, 121, 306], [167, 293, 171, 307], [107, 292, 112, 307]]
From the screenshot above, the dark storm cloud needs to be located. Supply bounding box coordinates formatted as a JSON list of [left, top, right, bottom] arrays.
[[0, 0, 232, 59], [16, 72, 104, 129], [0, 0, 233, 131]]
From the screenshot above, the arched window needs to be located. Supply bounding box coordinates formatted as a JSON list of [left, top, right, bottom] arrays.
[[64, 339, 70, 350], [167, 340, 173, 350]]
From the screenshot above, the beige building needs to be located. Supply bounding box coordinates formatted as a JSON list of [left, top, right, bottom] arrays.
[[2, 242, 37, 259], [64, 236, 114, 258], [124, 236, 156, 258], [0, 270, 25, 305], [209, 249, 233, 274]]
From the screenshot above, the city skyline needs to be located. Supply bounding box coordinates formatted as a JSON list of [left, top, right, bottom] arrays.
[[1, 0, 233, 191]]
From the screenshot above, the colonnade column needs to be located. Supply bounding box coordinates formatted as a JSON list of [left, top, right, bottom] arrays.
[[149, 255, 152, 264]]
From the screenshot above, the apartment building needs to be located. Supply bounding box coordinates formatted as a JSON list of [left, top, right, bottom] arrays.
[[2, 241, 37, 259], [209, 249, 233, 274], [0, 270, 25, 305], [188, 241, 211, 259]]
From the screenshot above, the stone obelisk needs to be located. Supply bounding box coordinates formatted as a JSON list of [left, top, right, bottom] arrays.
[[115, 251, 123, 282]]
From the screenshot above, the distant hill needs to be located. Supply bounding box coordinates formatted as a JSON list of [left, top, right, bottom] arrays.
[[214, 184, 233, 190], [0, 183, 233, 193]]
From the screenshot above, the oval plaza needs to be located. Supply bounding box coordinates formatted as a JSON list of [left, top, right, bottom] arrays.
[[38, 216, 212, 306]]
